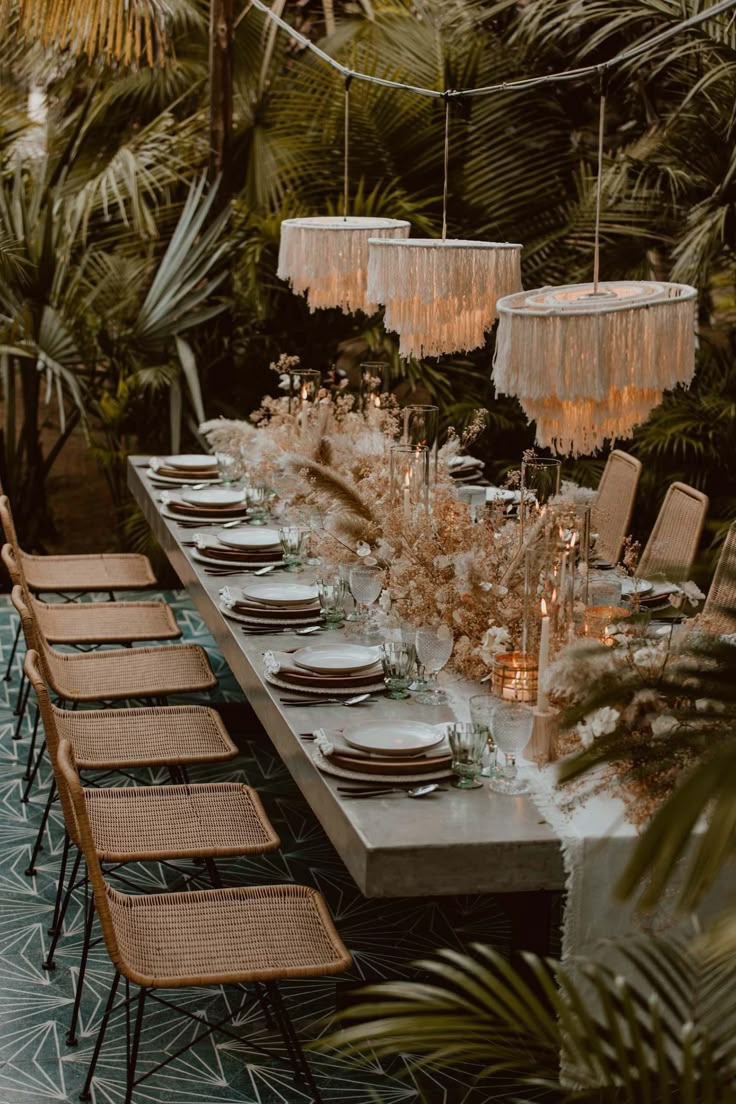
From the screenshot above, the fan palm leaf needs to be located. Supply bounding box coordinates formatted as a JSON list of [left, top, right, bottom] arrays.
[[16, 0, 171, 65]]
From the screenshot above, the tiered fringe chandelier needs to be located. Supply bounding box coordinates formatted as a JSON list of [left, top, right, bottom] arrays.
[[276, 76, 410, 315], [367, 99, 522, 359], [492, 85, 697, 456]]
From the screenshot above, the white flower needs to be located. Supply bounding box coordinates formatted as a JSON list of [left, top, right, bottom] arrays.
[[378, 588, 392, 613], [633, 645, 666, 669], [651, 714, 678, 737], [680, 580, 705, 607], [577, 706, 620, 747], [479, 625, 512, 666], [356, 541, 372, 558]]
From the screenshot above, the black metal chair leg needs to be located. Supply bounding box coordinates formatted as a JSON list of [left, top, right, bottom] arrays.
[[254, 982, 275, 1030], [79, 970, 121, 1100], [67, 894, 96, 1046], [13, 678, 30, 739], [204, 857, 222, 888], [23, 707, 40, 780], [4, 618, 21, 681], [13, 667, 26, 716], [25, 779, 56, 877], [21, 738, 46, 803], [44, 847, 83, 971], [268, 983, 324, 1103], [125, 988, 146, 1104], [49, 831, 71, 936]]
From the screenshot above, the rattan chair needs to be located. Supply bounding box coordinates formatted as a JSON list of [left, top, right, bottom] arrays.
[[10, 585, 217, 816], [591, 449, 642, 565], [25, 649, 279, 1041], [0, 493, 157, 690], [636, 481, 709, 582], [701, 522, 736, 634], [57, 737, 351, 1104]]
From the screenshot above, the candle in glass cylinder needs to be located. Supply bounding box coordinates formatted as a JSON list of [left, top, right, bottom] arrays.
[[537, 599, 551, 710], [403, 468, 412, 521], [492, 652, 538, 703], [584, 605, 631, 645]]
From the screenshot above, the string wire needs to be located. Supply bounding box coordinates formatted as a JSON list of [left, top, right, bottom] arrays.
[[593, 73, 608, 293], [442, 95, 450, 240], [246, 0, 736, 102]]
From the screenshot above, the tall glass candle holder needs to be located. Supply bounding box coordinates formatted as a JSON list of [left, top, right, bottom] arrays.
[[403, 405, 439, 483], [389, 444, 430, 523], [359, 362, 388, 412], [520, 456, 561, 537], [492, 652, 538, 703], [288, 369, 321, 429]]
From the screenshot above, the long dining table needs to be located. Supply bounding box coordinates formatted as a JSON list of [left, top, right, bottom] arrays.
[[128, 459, 565, 940]]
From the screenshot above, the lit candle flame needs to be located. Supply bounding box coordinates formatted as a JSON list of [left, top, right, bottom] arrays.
[[300, 385, 308, 401], [404, 469, 411, 488], [541, 597, 548, 617]]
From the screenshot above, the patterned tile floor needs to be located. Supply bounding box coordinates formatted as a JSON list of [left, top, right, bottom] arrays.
[[0, 591, 550, 1104]]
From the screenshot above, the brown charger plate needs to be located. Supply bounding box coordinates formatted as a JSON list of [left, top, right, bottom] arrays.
[[329, 751, 452, 775], [167, 499, 248, 517], [231, 602, 320, 620], [198, 546, 282, 563], [275, 665, 382, 689], [154, 466, 219, 480]]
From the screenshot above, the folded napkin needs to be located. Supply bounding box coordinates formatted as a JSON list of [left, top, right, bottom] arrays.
[[448, 455, 484, 471]]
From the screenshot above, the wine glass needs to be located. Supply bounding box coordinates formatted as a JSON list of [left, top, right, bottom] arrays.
[[215, 451, 244, 485], [414, 626, 453, 705], [348, 565, 383, 624], [488, 700, 534, 795]]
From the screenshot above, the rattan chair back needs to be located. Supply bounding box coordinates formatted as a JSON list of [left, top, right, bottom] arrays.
[[56, 738, 127, 972], [0, 495, 20, 553], [9, 584, 63, 691], [23, 649, 81, 843], [637, 481, 709, 581], [1, 540, 22, 587], [702, 522, 736, 633], [591, 450, 642, 565]]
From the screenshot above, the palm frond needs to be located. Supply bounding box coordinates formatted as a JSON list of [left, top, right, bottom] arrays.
[[16, 0, 171, 65]]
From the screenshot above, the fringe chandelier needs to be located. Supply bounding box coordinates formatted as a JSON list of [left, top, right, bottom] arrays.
[[492, 86, 697, 456], [367, 100, 522, 359], [277, 77, 410, 315]]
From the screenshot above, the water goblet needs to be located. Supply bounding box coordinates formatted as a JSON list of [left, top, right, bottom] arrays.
[[349, 565, 383, 625], [488, 700, 534, 795], [245, 483, 269, 525], [317, 574, 347, 625], [414, 626, 453, 705], [279, 526, 308, 571], [381, 641, 416, 700], [215, 451, 244, 486], [469, 694, 497, 777], [448, 722, 486, 789]]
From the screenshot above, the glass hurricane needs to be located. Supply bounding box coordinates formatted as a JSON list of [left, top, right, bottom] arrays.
[[414, 626, 453, 705], [488, 700, 534, 795]]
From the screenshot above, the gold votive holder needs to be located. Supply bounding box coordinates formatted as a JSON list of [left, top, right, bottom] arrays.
[[492, 652, 538, 703], [583, 604, 631, 645]]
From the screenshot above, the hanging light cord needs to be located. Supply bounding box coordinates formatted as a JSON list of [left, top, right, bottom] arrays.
[[247, 0, 736, 102], [593, 74, 607, 293], [343, 73, 353, 220], [442, 95, 450, 240]]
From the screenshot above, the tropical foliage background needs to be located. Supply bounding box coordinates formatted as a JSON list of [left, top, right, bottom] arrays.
[[1, 0, 735, 562]]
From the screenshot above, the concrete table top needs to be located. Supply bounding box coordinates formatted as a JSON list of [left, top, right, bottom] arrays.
[[128, 458, 564, 898]]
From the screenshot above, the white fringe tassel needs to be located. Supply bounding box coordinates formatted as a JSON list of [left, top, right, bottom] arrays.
[[493, 280, 697, 456], [277, 216, 410, 314], [368, 239, 522, 359]]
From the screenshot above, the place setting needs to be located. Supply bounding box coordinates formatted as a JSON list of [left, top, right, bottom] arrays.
[[159, 485, 251, 524], [189, 526, 285, 575], [306, 720, 452, 792], [146, 453, 222, 487], [264, 642, 386, 701], [220, 579, 326, 632]]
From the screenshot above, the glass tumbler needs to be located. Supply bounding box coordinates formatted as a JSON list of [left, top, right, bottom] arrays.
[[469, 694, 497, 777], [448, 723, 486, 789], [381, 641, 416, 700], [489, 700, 534, 795], [279, 526, 308, 570], [317, 575, 347, 625], [215, 451, 244, 485], [245, 483, 269, 525]]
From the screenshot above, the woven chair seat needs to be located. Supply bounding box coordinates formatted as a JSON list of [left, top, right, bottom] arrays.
[[54, 703, 236, 768], [19, 551, 155, 593], [31, 596, 181, 644], [45, 642, 216, 701], [86, 782, 280, 861], [106, 882, 352, 988]]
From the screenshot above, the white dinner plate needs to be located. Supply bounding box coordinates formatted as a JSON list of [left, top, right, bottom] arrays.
[[164, 454, 217, 470], [621, 578, 654, 598], [344, 721, 446, 757], [485, 487, 519, 503], [181, 487, 246, 507], [293, 644, 381, 675], [240, 581, 319, 607], [217, 527, 281, 550]]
